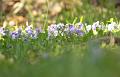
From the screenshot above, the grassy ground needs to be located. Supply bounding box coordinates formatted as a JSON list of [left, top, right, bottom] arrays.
[[0, 0, 120, 77]]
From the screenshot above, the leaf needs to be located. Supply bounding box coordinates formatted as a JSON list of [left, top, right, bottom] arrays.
[[72, 17, 78, 24], [80, 16, 83, 23]]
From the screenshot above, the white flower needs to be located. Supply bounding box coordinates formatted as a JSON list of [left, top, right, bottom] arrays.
[[56, 23, 64, 30], [86, 25, 92, 32], [92, 21, 101, 30], [48, 24, 59, 37], [25, 25, 33, 36], [0, 27, 6, 36], [107, 22, 117, 31]]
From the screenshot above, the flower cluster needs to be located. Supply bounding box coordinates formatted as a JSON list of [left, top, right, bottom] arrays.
[[47, 22, 85, 38], [0, 24, 42, 40], [47, 21, 120, 38], [0, 20, 120, 40], [48, 23, 64, 38]]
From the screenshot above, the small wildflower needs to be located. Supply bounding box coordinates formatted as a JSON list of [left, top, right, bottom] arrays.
[[25, 25, 34, 37], [76, 29, 84, 36], [107, 22, 117, 31], [76, 22, 84, 30], [0, 27, 6, 36], [86, 25, 92, 32], [48, 24, 59, 38], [11, 31, 19, 39], [69, 25, 75, 32], [10, 27, 22, 39]]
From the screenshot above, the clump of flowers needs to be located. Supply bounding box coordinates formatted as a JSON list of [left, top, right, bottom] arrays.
[[10, 27, 22, 39], [0, 19, 120, 40], [47, 23, 65, 38]]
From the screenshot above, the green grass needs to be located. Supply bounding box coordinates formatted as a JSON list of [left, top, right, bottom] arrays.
[[0, 42, 120, 77]]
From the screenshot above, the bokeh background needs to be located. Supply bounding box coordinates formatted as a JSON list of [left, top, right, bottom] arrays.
[[0, 0, 120, 27]]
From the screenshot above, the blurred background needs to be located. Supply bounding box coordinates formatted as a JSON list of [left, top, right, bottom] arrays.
[[0, 0, 120, 27]]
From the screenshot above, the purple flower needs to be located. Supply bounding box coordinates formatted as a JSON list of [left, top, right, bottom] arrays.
[[76, 22, 84, 30], [92, 21, 101, 30], [11, 31, 19, 39], [25, 26, 33, 36], [79, 24, 83, 30], [35, 27, 42, 34], [27, 30, 33, 35], [92, 24, 97, 30], [48, 24, 57, 32], [0, 27, 6, 36], [48, 24, 59, 37], [76, 29, 84, 36], [69, 25, 75, 32], [31, 28, 42, 39]]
